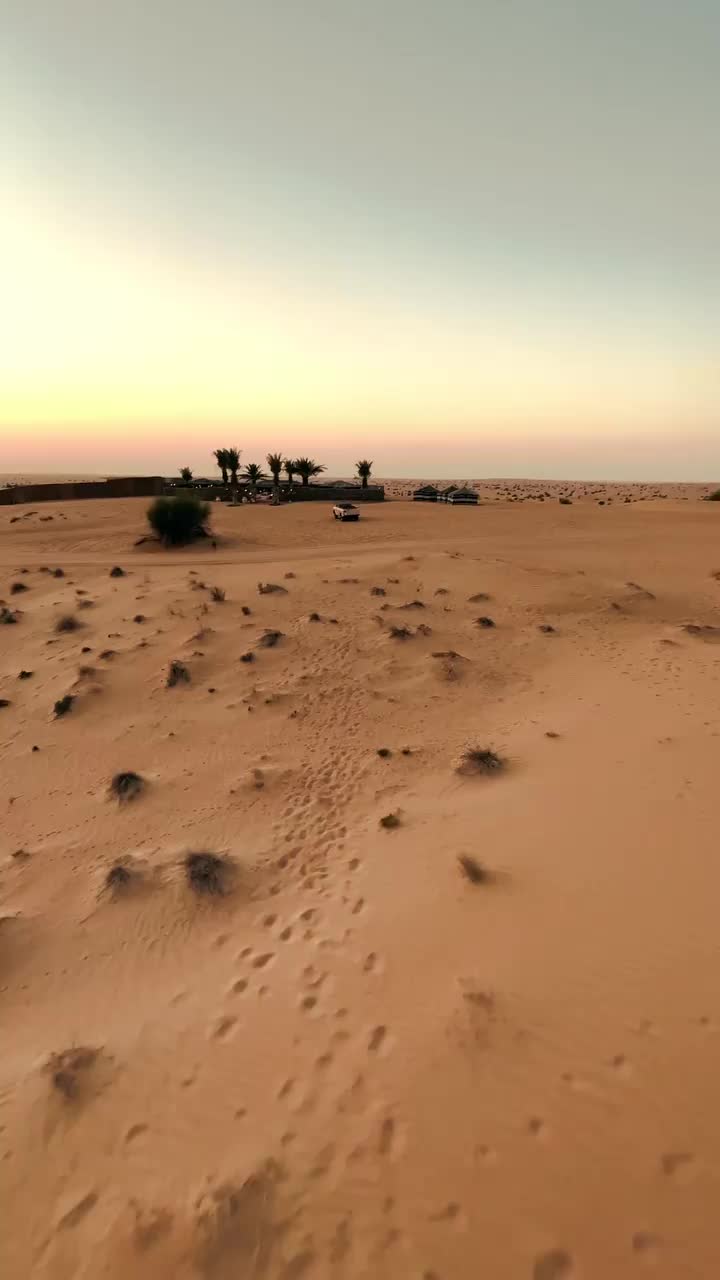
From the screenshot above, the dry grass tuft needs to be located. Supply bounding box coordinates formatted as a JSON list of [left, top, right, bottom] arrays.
[[210, 586, 226, 602], [104, 862, 134, 893], [167, 660, 191, 687], [389, 625, 413, 640], [110, 771, 145, 802], [54, 694, 75, 718], [109, 566, 125, 577], [46, 1047, 99, 1100], [185, 851, 232, 896], [457, 854, 493, 885], [475, 615, 495, 629], [55, 614, 81, 633], [379, 811, 401, 830], [457, 746, 505, 777], [258, 629, 284, 648]]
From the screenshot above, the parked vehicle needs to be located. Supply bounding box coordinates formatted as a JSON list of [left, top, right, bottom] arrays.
[[333, 502, 360, 522]]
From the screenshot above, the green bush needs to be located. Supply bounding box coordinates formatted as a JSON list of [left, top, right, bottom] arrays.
[[147, 494, 210, 545]]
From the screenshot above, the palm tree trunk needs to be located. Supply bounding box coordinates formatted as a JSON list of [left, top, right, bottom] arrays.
[[362, 475, 368, 488], [301, 475, 309, 486]]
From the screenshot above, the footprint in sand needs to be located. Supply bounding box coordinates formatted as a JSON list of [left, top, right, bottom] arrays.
[[368, 1025, 388, 1053], [210, 1015, 238, 1042], [632, 1230, 661, 1260], [660, 1151, 696, 1182], [533, 1249, 574, 1280]]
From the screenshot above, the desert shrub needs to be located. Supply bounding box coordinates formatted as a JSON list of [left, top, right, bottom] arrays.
[[166, 660, 190, 687], [185, 851, 230, 895], [110, 771, 145, 802], [147, 494, 209, 546], [54, 694, 75, 717], [457, 854, 492, 884], [457, 747, 505, 777], [707, 489, 720, 501], [55, 614, 80, 633]]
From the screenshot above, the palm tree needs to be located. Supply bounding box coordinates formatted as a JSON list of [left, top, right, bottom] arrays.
[[179, 466, 193, 485], [213, 448, 229, 485], [225, 447, 241, 493], [283, 458, 296, 484], [266, 453, 283, 505], [294, 457, 326, 487], [356, 459, 373, 488], [244, 461, 266, 499]]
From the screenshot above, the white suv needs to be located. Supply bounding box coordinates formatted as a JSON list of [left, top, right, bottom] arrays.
[[333, 502, 360, 522]]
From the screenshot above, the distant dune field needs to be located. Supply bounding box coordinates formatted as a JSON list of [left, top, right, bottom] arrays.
[[2, 494, 720, 1279]]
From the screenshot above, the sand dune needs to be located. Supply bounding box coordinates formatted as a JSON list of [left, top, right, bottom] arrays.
[[2, 493, 720, 1278]]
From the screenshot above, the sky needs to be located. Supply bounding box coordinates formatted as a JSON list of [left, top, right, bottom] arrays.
[[1, 0, 718, 480]]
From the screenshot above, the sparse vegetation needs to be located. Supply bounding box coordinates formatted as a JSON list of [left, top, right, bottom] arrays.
[[210, 586, 226, 602], [457, 747, 505, 777], [109, 565, 125, 577], [110, 771, 145, 802], [475, 615, 495, 628], [457, 854, 492, 884], [258, 582, 287, 595], [240, 651, 255, 662], [0, 607, 18, 624], [185, 851, 231, 895], [10, 581, 28, 594], [389, 625, 413, 639], [538, 623, 556, 634], [0, 698, 11, 709], [356, 459, 373, 487], [55, 613, 80, 633], [147, 494, 210, 546], [258, 629, 284, 648], [167, 660, 190, 687], [18, 669, 33, 679], [377, 747, 392, 758], [54, 694, 75, 717], [46, 1047, 99, 1100], [707, 490, 720, 501], [105, 862, 133, 893], [179, 466, 193, 484], [380, 811, 401, 830]]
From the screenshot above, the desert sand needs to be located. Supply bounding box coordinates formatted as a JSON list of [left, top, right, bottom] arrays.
[[2, 489, 720, 1279]]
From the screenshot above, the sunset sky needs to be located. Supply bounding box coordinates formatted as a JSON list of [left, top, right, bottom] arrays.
[[2, 1, 718, 479]]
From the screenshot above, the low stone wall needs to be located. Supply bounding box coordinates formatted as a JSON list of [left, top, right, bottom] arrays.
[[287, 485, 384, 502], [162, 483, 385, 503], [0, 477, 164, 506]]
